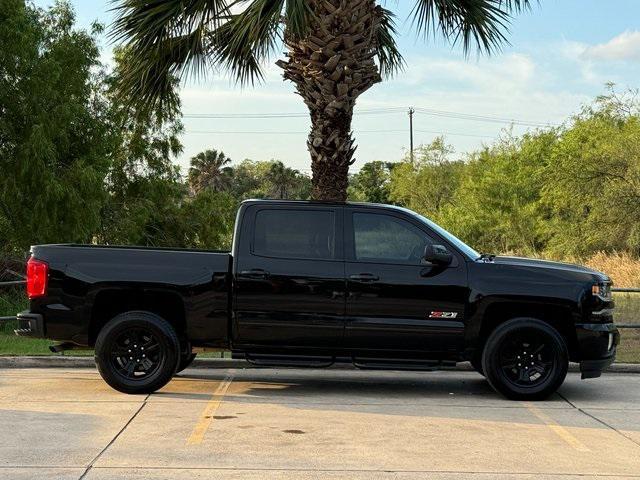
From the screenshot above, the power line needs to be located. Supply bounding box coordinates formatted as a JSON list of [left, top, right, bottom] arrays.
[[182, 105, 556, 127], [183, 107, 405, 119], [412, 107, 555, 128], [184, 128, 494, 139]]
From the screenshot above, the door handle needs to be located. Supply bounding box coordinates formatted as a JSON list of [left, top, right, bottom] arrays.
[[240, 269, 270, 279], [349, 273, 379, 282]]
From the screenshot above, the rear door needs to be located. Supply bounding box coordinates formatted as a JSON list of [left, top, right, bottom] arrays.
[[233, 204, 345, 350], [344, 207, 467, 358]]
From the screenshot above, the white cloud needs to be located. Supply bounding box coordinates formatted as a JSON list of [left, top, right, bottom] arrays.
[[174, 50, 594, 174], [395, 53, 538, 92], [582, 31, 640, 62]]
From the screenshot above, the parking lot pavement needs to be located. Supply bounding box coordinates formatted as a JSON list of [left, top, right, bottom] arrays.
[[0, 368, 639, 480]]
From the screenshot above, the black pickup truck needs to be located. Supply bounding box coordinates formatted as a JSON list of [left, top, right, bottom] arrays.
[[16, 200, 618, 399]]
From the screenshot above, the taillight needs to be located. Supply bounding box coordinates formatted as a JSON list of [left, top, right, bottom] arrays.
[[26, 257, 48, 299]]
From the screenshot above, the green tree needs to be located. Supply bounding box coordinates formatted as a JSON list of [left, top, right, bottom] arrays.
[[439, 132, 557, 255], [0, 1, 113, 254], [348, 161, 394, 203], [542, 87, 640, 256], [225, 159, 266, 199], [188, 149, 232, 195], [265, 161, 310, 199], [181, 189, 237, 250], [111, 0, 532, 202], [223, 159, 310, 200], [98, 46, 186, 246], [389, 138, 464, 220]]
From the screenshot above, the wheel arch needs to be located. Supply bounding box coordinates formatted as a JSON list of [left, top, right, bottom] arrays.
[[88, 288, 186, 346], [474, 300, 579, 360]]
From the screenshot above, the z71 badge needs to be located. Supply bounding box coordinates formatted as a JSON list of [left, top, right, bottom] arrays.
[[429, 311, 458, 319]]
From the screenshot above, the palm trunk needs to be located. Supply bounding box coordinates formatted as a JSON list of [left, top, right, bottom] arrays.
[[278, 0, 383, 201]]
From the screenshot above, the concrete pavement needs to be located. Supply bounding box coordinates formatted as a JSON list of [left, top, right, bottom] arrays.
[[0, 367, 639, 479]]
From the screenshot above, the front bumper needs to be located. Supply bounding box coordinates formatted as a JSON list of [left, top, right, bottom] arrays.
[[576, 322, 619, 379], [14, 311, 45, 338]]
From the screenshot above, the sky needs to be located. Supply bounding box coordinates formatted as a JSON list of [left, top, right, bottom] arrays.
[[34, 0, 640, 174]]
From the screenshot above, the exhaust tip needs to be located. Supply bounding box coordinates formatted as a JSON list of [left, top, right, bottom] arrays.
[[49, 343, 74, 353]]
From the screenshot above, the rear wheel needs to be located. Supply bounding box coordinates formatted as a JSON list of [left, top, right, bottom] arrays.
[[95, 311, 180, 394], [482, 317, 568, 400]]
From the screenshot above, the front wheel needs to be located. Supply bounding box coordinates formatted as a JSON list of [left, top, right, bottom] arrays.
[[470, 355, 484, 376], [95, 311, 180, 394], [482, 318, 568, 401]]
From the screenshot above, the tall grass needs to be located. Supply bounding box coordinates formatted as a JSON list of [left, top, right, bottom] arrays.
[[0, 287, 27, 318], [584, 252, 640, 288], [0, 287, 54, 355]]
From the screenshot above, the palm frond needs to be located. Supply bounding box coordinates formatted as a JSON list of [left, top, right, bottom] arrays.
[[284, 0, 312, 39], [210, 0, 287, 85], [410, 0, 533, 54], [110, 0, 232, 111], [111, 0, 231, 50], [375, 7, 405, 79]]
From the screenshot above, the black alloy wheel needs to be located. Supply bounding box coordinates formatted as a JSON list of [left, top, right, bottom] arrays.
[[108, 327, 163, 379], [497, 328, 554, 388], [482, 317, 568, 400], [95, 311, 180, 394]]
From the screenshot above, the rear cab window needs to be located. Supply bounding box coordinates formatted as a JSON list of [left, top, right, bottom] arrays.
[[253, 208, 338, 260]]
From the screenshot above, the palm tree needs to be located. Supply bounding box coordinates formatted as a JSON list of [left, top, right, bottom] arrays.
[[265, 160, 304, 199], [188, 149, 232, 194], [112, 0, 532, 201]]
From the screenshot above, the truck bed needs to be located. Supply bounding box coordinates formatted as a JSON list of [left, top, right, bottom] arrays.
[[32, 244, 230, 282], [28, 244, 232, 347]]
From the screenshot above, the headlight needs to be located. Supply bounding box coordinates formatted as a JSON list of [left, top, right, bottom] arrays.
[[592, 282, 612, 301]]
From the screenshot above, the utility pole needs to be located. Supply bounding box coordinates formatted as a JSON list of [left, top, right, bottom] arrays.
[[408, 107, 415, 162]]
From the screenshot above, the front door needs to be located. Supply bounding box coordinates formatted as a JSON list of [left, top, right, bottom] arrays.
[[344, 208, 467, 358], [233, 205, 345, 351]]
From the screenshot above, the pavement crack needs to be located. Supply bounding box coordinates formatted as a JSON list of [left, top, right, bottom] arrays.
[[556, 391, 578, 409], [578, 407, 640, 449], [78, 393, 150, 480], [558, 391, 640, 449]]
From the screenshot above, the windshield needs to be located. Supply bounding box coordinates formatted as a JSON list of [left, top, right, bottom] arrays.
[[399, 207, 480, 260]]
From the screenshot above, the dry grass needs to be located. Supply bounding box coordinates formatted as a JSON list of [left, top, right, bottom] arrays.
[[583, 251, 640, 288], [617, 327, 640, 363]]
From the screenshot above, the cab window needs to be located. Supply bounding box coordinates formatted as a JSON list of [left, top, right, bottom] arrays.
[[352, 212, 432, 264], [253, 209, 336, 260]]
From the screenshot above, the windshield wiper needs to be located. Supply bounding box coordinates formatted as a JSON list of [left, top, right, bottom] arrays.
[[477, 253, 496, 262]]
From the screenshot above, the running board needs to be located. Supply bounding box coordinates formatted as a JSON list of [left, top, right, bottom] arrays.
[[242, 353, 334, 368], [353, 358, 457, 371]]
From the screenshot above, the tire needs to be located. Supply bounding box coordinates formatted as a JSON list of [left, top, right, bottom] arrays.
[[481, 317, 568, 401], [177, 350, 197, 373], [470, 355, 484, 376], [95, 311, 180, 394]]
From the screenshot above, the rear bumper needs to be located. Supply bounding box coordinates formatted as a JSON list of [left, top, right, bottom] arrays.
[[575, 322, 619, 379], [14, 311, 45, 338]]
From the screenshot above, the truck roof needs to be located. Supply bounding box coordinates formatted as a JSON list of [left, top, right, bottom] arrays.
[[240, 198, 405, 211]]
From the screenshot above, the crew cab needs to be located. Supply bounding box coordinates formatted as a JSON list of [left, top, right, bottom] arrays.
[[16, 200, 619, 399]]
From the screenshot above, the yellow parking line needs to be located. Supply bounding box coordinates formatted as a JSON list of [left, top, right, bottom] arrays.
[[525, 402, 590, 452], [187, 372, 234, 445]]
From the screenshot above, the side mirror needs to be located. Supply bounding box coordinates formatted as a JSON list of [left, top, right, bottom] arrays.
[[423, 244, 453, 266]]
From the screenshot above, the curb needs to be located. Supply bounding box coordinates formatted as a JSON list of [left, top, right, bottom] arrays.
[[0, 356, 639, 373], [0, 356, 242, 370]]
